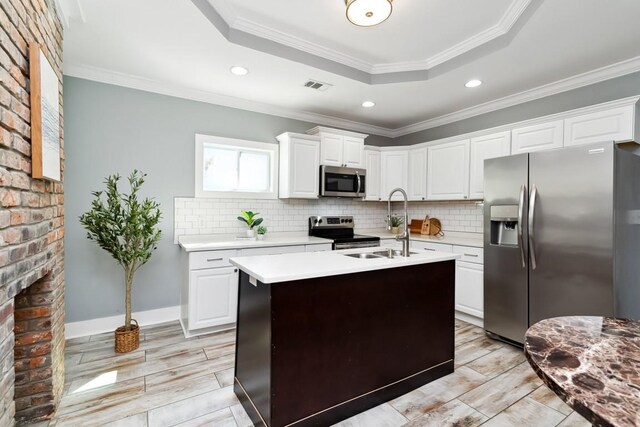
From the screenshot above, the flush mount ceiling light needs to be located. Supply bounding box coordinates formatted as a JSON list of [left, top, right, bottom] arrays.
[[346, 0, 393, 27], [465, 79, 483, 88], [230, 66, 249, 76], [362, 101, 376, 108]]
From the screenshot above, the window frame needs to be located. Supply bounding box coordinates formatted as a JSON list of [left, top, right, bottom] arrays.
[[195, 134, 279, 199]]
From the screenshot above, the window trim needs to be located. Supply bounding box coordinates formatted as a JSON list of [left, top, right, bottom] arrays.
[[195, 134, 279, 199]]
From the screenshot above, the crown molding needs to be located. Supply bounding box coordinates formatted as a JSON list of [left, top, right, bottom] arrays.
[[63, 63, 395, 137], [391, 55, 640, 137], [64, 56, 640, 141], [207, 0, 531, 76], [371, 0, 532, 74]]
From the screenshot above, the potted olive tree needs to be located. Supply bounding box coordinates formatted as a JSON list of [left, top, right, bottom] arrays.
[[80, 170, 162, 353]]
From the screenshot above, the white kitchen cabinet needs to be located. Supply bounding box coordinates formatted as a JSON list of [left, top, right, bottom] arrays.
[[469, 131, 511, 199], [188, 267, 239, 331], [455, 261, 484, 319], [364, 147, 382, 201], [381, 150, 409, 201], [511, 120, 563, 154], [564, 105, 634, 147], [307, 127, 367, 168], [277, 133, 320, 199], [427, 139, 470, 200], [408, 147, 427, 201]]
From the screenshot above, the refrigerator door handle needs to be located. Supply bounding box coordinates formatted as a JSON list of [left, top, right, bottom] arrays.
[[517, 184, 526, 268], [528, 185, 538, 270]]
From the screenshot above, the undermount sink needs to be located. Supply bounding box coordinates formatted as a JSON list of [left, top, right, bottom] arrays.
[[343, 253, 384, 259], [343, 249, 419, 260]]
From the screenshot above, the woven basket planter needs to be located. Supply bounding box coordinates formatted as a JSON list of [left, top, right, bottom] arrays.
[[114, 319, 139, 353]]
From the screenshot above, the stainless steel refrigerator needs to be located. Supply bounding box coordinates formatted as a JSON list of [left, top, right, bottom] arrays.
[[484, 141, 640, 344]]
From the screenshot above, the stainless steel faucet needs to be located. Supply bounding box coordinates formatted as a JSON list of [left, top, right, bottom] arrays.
[[387, 188, 410, 257]]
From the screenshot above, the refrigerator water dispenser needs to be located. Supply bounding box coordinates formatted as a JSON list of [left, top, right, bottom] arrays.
[[490, 205, 519, 246]]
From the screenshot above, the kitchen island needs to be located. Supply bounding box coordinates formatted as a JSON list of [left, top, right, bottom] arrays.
[[230, 248, 459, 427]]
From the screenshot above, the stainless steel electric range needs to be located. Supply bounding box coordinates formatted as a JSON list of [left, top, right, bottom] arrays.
[[309, 216, 380, 250]]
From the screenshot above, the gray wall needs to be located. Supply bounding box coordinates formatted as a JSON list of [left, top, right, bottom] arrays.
[[63, 76, 391, 322], [64, 71, 639, 323], [396, 71, 640, 145]]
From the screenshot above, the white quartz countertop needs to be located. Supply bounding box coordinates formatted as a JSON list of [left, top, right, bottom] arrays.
[[357, 229, 483, 248], [229, 246, 460, 284], [178, 232, 332, 252]]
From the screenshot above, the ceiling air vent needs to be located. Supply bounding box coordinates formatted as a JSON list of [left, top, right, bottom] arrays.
[[303, 79, 333, 91]]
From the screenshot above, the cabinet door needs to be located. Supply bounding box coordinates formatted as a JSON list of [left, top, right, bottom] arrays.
[[408, 147, 427, 201], [455, 261, 484, 319], [469, 132, 511, 199], [343, 136, 365, 168], [381, 151, 409, 201], [364, 150, 381, 201], [290, 138, 320, 198], [511, 120, 563, 154], [427, 140, 470, 200], [564, 106, 634, 147], [189, 267, 238, 330], [320, 134, 344, 166]]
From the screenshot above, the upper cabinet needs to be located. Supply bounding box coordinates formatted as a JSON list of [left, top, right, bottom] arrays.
[[564, 105, 634, 147], [469, 131, 511, 199], [427, 139, 470, 200], [307, 127, 367, 168], [277, 132, 320, 199], [381, 150, 409, 201], [364, 147, 382, 201], [511, 120, 564, 154], [408, 147, 427, 201]]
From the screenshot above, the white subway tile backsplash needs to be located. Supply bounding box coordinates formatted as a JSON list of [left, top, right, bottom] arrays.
[[173, 197, 483, 243]]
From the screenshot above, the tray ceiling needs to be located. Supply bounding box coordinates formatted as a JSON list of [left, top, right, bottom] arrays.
[[61, 0, 640, 135]]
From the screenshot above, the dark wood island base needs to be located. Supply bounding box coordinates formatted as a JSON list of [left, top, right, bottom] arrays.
[[233, 261, 455, 427]]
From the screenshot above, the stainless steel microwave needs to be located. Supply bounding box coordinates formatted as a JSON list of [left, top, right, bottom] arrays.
[[319, 165, 366, 198]]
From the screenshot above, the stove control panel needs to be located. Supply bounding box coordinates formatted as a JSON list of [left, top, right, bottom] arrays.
[[309, 216, 354, 229]]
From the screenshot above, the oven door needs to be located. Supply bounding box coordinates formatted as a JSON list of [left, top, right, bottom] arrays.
[[320, 165, 366, 198], [334, 240, 380, 250]]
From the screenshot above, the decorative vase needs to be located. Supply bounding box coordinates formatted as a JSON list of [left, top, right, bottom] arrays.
[[114, 319, 139, 353], [257, 234, 265, 240], [246, 229, 255, 238], [391, 226, 399, 235]]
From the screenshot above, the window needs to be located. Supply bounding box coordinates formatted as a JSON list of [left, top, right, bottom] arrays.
[[195, 134, 279, 199]]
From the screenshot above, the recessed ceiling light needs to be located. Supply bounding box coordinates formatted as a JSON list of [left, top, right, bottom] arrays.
[[230, 66, 249, 76], [362, 101, 376, 108], [465, 79, 483, 88]]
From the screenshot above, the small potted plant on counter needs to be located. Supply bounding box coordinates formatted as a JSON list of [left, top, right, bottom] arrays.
[[80, 170, 162, 353], [256, 225, 268, 240], [238, 210, 263, 238], [389, 215, 404, 235]]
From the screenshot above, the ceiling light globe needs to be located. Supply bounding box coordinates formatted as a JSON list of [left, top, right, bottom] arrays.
[[230, 66, 249, 76], [465, 79, 483, 88], [346, 0, 393, 27], [362, 101, 376, 108]]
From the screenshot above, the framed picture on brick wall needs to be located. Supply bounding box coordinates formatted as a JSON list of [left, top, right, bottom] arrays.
[[29, 43, 61, 181]]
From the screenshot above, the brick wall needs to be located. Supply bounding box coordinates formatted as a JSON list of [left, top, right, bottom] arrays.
[[0, 0, 64, 425]]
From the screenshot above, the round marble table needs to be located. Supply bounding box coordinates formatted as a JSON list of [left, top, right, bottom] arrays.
[[524, 316, 640, 427]]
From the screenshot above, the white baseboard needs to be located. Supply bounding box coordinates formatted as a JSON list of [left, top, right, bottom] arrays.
[[455, 311, 484, 328], [65, 305, 181, 339]]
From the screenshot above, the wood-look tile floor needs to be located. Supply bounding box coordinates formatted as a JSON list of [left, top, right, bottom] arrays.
[[29, 320, 591, 427]]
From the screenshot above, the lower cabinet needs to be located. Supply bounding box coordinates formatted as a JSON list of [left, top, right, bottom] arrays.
[[181, 243, 328, 337], [455, 261, 484, 319], [189, 267, 239, 330]]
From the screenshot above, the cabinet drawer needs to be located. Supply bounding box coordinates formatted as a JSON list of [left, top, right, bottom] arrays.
[[414, 242, 453, 253], [237, 245, 306, 257], [306, 244, 333, 252], [453, 245, 483, 264], [189, 250, 237, 270]]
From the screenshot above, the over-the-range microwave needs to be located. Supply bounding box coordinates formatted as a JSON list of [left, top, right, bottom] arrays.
[[319, 165, 366, 198]]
